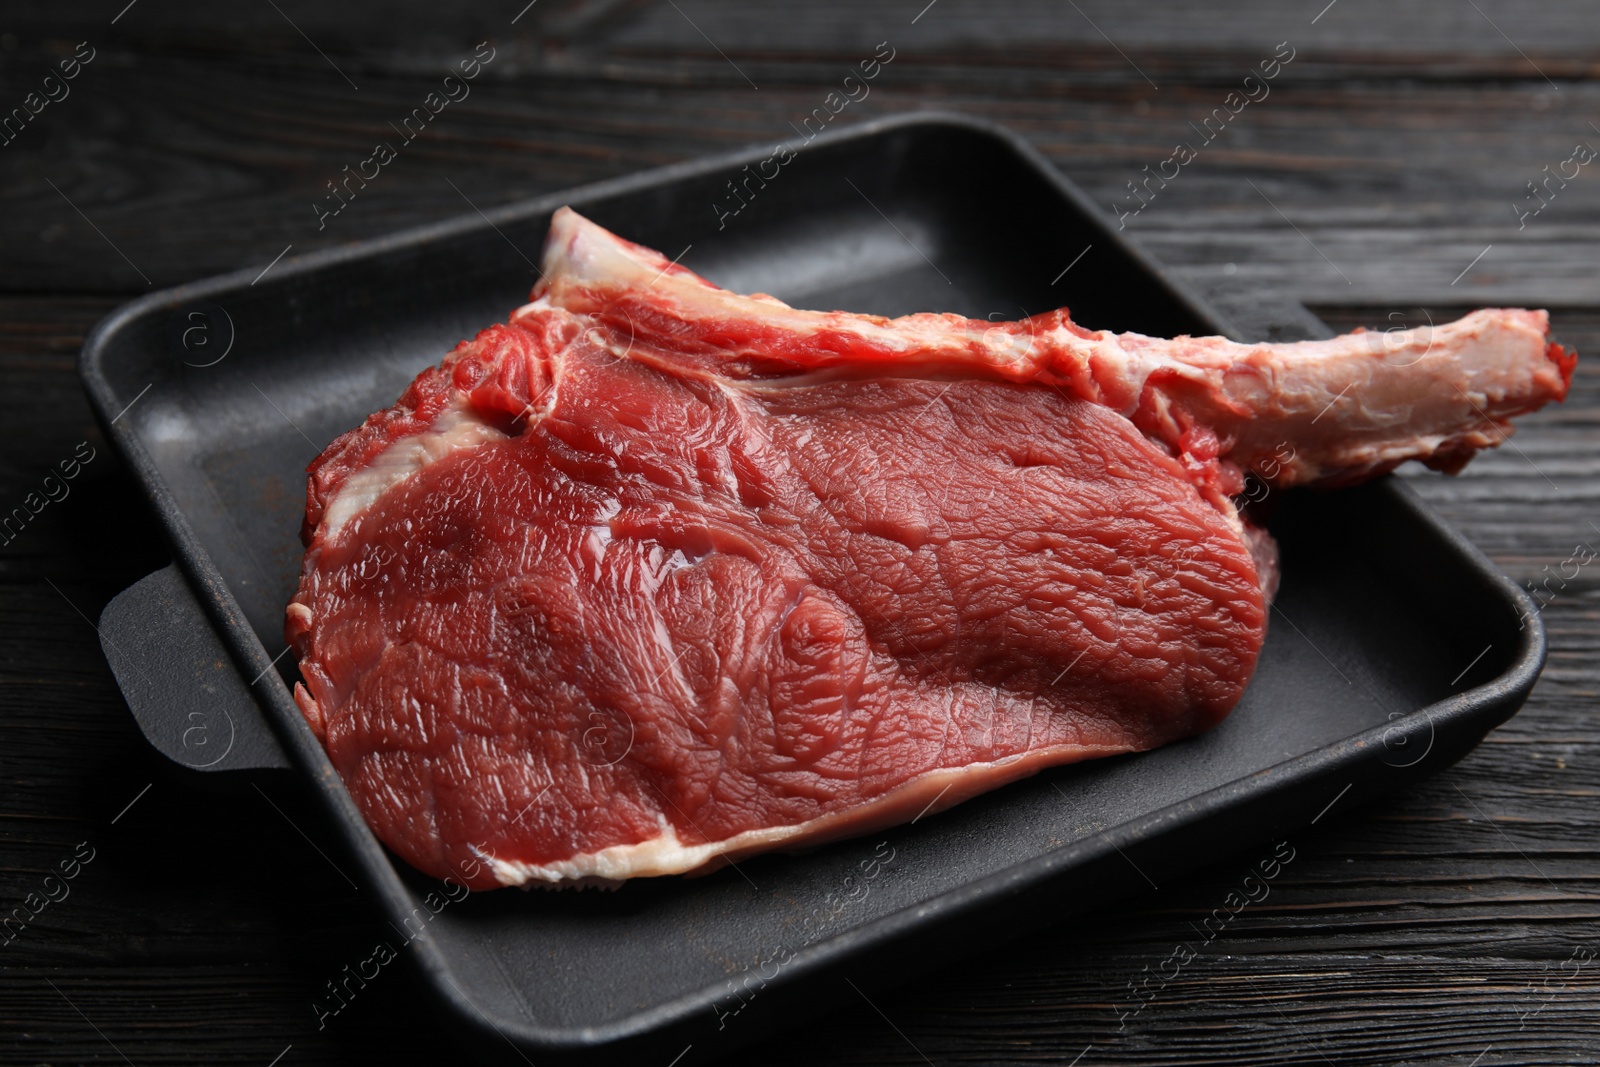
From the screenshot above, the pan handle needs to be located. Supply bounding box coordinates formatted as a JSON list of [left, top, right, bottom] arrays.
[[98, 563, 293, 773]]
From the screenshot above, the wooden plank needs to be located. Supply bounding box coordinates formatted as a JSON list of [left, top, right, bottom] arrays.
[[1, 6, 1597, 299], [14, 0, 1600, 59]]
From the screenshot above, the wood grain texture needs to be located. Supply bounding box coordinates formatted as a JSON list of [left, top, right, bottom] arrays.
[[2, 2, 1598, 1064]]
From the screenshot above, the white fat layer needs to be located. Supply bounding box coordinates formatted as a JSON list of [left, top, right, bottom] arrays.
[[480, 745, 1128, 886], [477, 815, 765, 886], [321, 400, 508, 540]]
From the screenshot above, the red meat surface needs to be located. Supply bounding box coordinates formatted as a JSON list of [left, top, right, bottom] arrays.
[[286, 209, 1573, 889]]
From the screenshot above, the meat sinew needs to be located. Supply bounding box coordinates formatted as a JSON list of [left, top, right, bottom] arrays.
[[286, 208, 1574, 889]]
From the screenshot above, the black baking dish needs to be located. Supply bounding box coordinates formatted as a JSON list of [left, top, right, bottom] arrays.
[[80, 112, 1546, 1063]]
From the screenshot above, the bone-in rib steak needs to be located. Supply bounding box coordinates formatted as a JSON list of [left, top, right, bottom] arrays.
[[286, 208, 1573, 889]]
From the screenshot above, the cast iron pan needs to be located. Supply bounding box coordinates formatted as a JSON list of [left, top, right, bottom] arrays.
[[80, 112, 1546, 1064]]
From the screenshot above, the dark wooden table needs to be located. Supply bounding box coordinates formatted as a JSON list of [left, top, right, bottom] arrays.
[[4, 2, 1598, 1063]]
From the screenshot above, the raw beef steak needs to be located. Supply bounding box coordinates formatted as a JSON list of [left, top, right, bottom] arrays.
[[286, 209, 1573, 889]]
